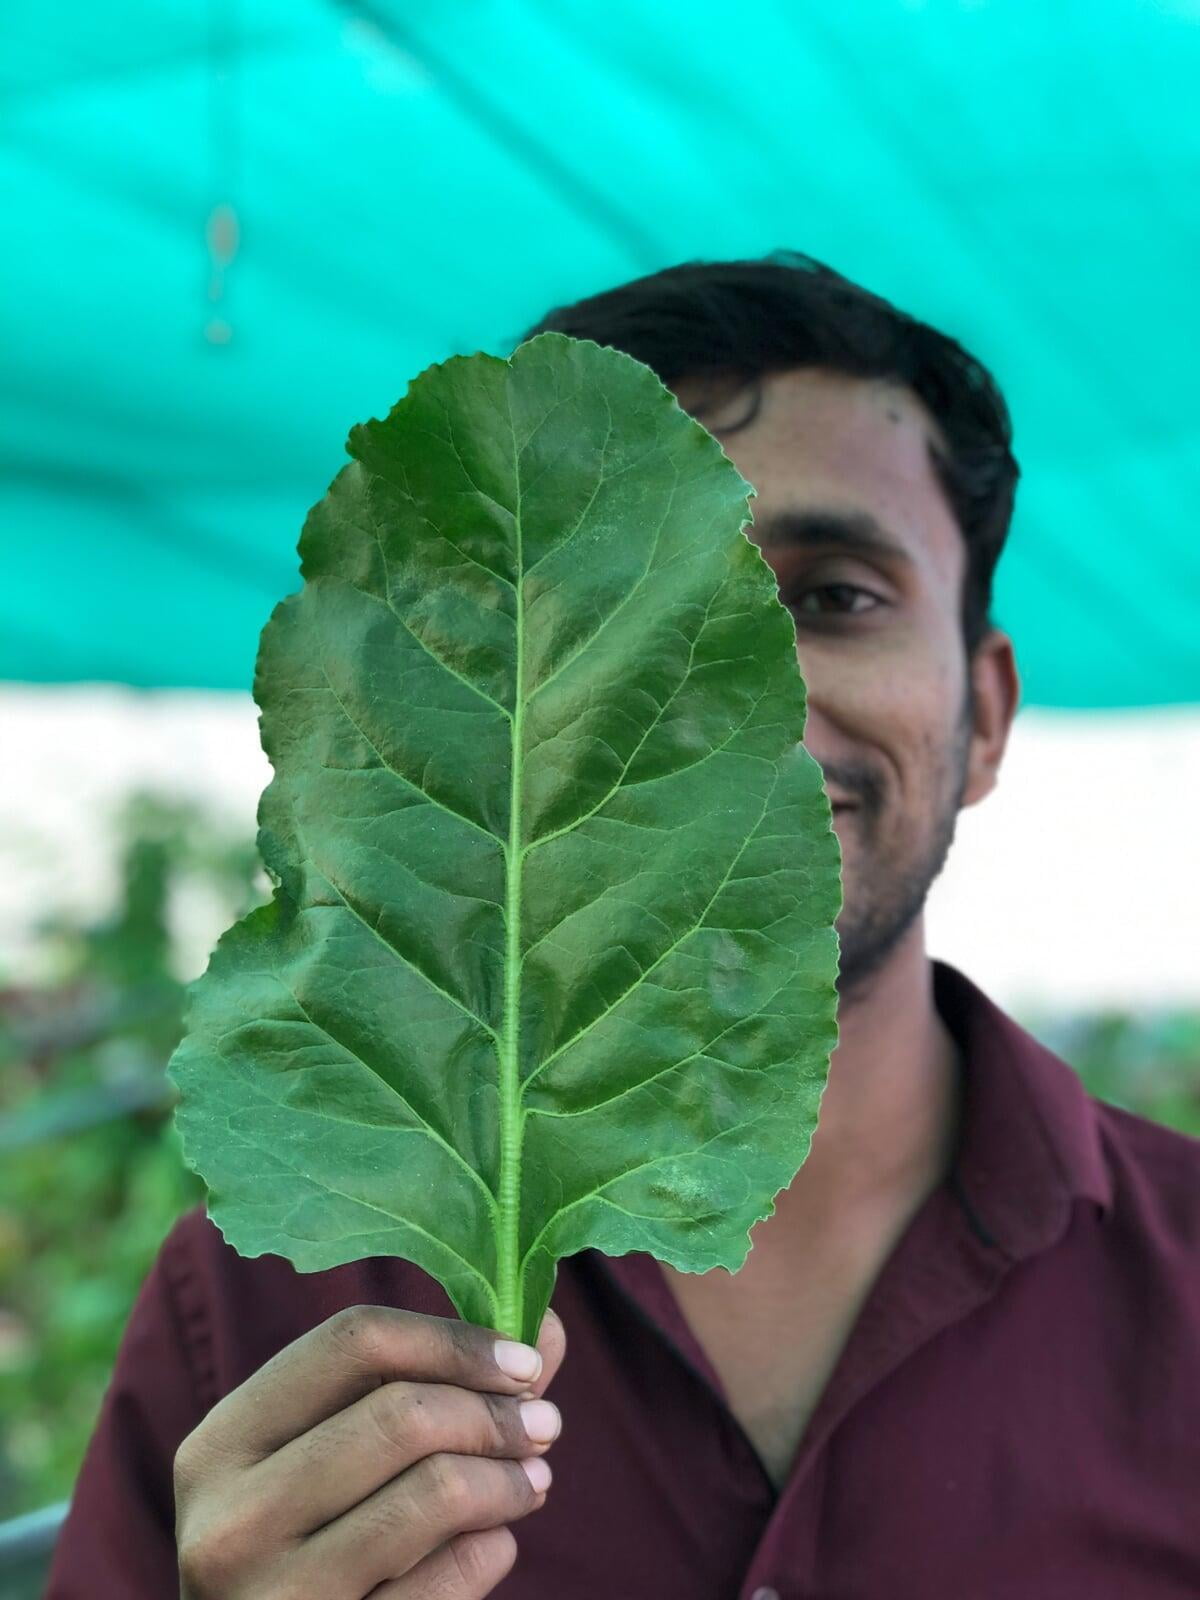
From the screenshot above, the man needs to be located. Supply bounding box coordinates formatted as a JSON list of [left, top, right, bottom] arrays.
[[47, 253, 1200, 1599]]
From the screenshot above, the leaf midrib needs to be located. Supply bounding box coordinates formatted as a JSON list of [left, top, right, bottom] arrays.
[[495, 394, 527, 1339]]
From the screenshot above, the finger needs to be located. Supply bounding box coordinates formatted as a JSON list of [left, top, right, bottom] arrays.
[[203, 1306, 545, 1463], [256, 1379, 562, 1535], [368, 1526, 518, 1599], [297, 1451, 547, 1597], [521, 1308, 567, 1402]]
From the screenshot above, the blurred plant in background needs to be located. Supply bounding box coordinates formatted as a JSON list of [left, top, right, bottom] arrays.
[[1032, 1009, 1200, 1141], [0, 795, 265, 1519], [0, 796, 1197, 1521]]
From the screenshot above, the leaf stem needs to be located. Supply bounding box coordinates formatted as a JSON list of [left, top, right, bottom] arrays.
[[496, 495, 525, 1341]]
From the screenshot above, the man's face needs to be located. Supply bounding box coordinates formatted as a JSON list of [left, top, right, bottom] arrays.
[[673, 367, 1018, 998]]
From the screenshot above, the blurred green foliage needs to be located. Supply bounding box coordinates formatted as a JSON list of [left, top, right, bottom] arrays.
[[0, 795, 1197, 1522], [1032, 1009, 1200, 1142], [0, 795, 264, 1520]]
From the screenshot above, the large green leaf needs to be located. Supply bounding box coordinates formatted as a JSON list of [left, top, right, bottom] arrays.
[[167, 333, 842, 1343]]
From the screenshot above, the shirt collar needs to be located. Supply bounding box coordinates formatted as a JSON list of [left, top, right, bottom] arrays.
[[933, 959, 1114, 1262], [598, 953, 1113, 1344], [601, 959, 1114, 1306], [592, 960, 1117, 1441]]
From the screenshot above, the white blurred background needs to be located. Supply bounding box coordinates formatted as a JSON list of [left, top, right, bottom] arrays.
[[3, 684, 1197, 1011]]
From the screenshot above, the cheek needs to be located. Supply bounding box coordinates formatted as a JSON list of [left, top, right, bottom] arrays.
[[804, 637, 937, 725], [804, 648, 962, 796], [796, 589, 966, 747]]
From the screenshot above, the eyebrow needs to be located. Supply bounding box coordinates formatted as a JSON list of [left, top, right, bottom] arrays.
[[751, 506, 915, 566]]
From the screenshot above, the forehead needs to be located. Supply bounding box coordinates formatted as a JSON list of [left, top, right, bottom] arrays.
[[675, 367, 964, 582]]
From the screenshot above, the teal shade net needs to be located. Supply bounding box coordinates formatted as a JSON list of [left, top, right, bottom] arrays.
[[4, 1, 1198, 707]]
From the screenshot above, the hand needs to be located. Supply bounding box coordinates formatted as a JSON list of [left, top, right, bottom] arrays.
[[174, 1304, 566, 1598]]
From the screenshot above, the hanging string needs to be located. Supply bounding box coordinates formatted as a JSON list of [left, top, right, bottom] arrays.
[[204, 0, 240, 346]]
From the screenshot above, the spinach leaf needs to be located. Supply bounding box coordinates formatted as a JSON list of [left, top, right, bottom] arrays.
[[167, 333, 842, 1343]]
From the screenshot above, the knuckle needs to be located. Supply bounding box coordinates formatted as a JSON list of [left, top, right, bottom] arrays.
[[204, 1494, 263, 1564], [177, 1486, 300, 1598], [176, 1529, 238, 1596], [445, 1527, 518, 1595], [327, 1303, 392, 1366], [176, 1541, 209, 1596], [173, 1435, 200, 1498], [367, 1381, 428, 1455], [423, 1452, 474, 1524], [445, 1530, 494, 1591], [176, 1533, 205, 1586], [174, 1417, 223, 1499]]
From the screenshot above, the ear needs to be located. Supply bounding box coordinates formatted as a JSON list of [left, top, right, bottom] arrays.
[[961, 628, 1021, 809]]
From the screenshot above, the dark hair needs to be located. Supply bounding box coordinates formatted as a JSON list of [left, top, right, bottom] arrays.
[[516, 249, 1019, 655]]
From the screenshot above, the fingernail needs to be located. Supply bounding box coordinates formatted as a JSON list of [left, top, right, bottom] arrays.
[[519, 1399, 561, 1443], [521, 1457, 552, 1493], [495, 1340, 542, 1382]]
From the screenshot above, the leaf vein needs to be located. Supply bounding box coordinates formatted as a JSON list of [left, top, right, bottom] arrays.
[[318, 660, 501, 845], [519, 1122, 738, 1269], [525, 975, 803, 1121], [320, 872, 497, 1040], [521, 585, 721, 858], [249, 973, 499, 1214], [519, 769, 777, 1087], [524, 452, 679, 702]]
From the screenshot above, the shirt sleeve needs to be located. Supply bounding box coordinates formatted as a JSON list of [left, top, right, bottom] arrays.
[[43, 1213, 212, 1598]]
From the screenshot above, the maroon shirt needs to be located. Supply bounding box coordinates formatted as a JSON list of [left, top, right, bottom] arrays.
[[46, 962, 1200, 1598]]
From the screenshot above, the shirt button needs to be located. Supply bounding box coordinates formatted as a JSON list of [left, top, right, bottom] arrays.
[[751, 1590, 780, 1600]]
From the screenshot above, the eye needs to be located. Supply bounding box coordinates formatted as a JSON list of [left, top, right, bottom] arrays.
[[786, 583, 882, 617]]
